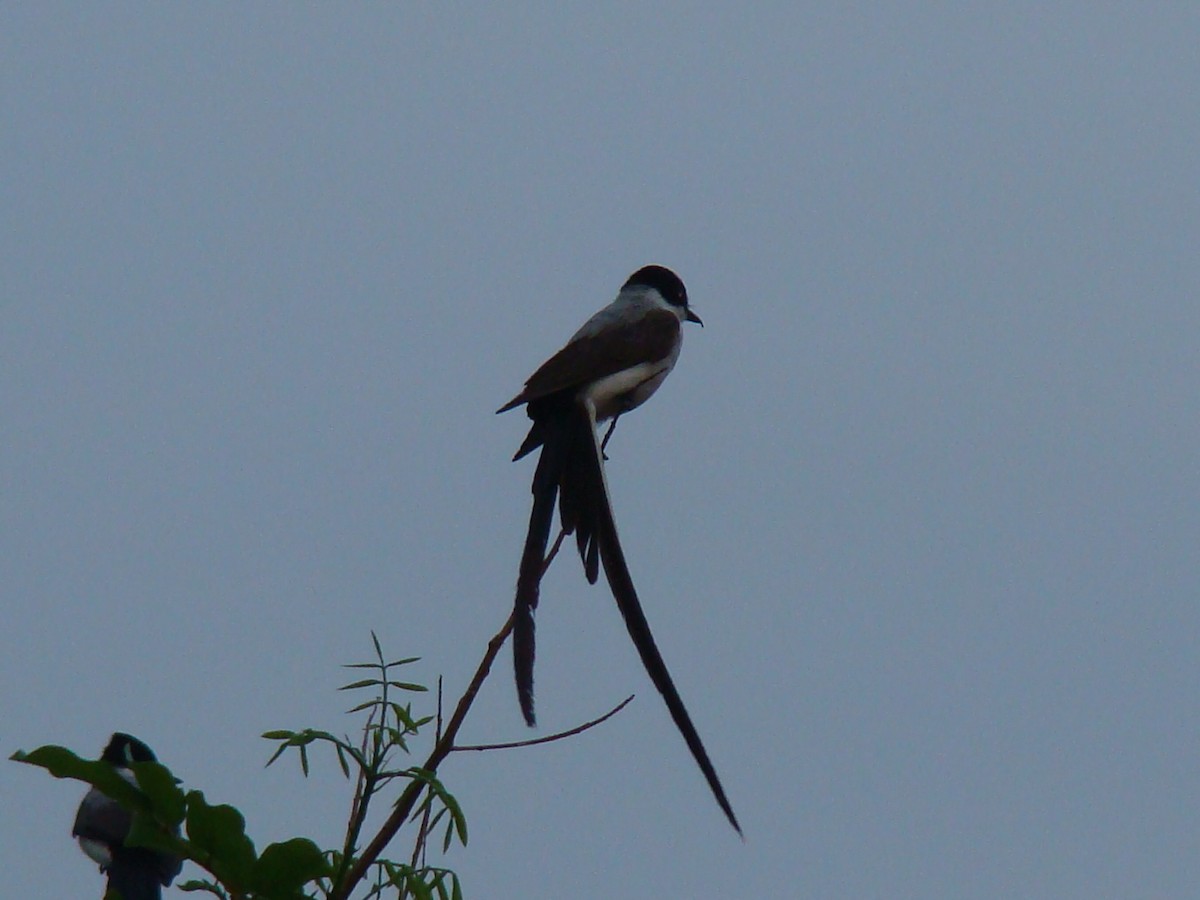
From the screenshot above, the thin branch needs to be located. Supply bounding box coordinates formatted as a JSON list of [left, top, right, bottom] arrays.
[[436, 675, 444, 738], [542, 528, 567, 574], [410, 677, 447, 872], [339, 676, 381, 881], [452, 695, 635, 752], [409, 780, 433, 874]]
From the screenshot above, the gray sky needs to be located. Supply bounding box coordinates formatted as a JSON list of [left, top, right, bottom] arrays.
[[4, 5, 1198, 898]]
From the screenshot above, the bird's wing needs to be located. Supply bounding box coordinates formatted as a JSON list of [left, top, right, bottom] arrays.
[[496, 308, 680, 412], [73, 787, 132, 848]]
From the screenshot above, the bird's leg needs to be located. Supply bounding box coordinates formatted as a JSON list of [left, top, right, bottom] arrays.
[[600, 415, 621, 460]]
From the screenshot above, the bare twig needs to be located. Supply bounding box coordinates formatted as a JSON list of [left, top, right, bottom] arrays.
[[338, 668, 382, 884], [542, 528, 567, 574], [409, 677, 447, 872], [436, 675, 444, 739], [453, 695, 635, 752]]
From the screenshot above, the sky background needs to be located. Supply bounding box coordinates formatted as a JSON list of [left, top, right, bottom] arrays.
[[3, 5, 1198, 898]]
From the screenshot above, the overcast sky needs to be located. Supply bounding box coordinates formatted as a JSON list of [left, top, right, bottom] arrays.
[[4, 5, 1198, 899]]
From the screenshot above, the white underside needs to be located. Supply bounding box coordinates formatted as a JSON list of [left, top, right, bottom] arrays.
[[583, 359, 674, 422], [75, 768, 138, 868], [79, 836, 112, 867]]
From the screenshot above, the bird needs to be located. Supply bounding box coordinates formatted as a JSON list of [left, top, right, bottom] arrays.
[[498, 264, 740, 833], [73, 733, 183, 900]]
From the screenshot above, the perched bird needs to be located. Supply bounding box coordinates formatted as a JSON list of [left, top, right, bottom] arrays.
[[499, 264, 740, 833], [74, 733, 183, 900]]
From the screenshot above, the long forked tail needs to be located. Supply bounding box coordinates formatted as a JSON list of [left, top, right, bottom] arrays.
[[513, 415, 567, 726], [565, 402, 742, 835]]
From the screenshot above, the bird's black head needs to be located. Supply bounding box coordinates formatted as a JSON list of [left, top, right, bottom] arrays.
[[625, 264, 687, 307], [623, 264, 703, 326], [101, 733, 158, 766]]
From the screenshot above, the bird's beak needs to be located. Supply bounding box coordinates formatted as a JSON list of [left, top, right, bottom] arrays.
[[686, 308, 704, 327]]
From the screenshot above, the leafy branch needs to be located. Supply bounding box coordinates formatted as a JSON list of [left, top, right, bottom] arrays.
[[14, 528, 634, 899]]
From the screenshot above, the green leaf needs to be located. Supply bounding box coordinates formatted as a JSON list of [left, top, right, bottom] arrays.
[[263, 743, 290, 768], [282, 729, 332, 747], [185, 790, 256, 887], [379, 860, 405, 887], [409, 769, 468, 849], [125, 812, 188, 861], [339, 678, 382, 691], [253, 838, 331, 894], [13, 746, 146, 811], [177, 876, 229, 897], [388, 681, 429, 692], [424, 806, 447, 828], [408, 873, 434, 900], [442, 791, 468, 847], [12, 744, 84, 774], [134, 760, 187, 824]]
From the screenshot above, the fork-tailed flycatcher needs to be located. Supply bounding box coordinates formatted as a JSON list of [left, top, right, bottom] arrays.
[[498, 264, 741, 834], [74, 733, 183, 900]]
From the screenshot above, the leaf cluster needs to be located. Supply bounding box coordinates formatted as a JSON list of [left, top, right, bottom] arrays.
[[17, 610, 632, 900], [14, 634, 465, 900]]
